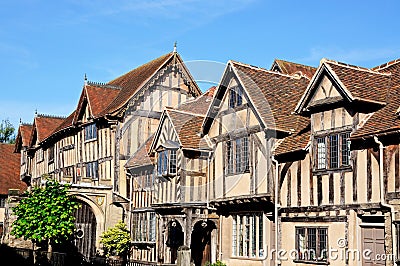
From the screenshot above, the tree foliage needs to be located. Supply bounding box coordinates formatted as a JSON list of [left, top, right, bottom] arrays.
[[11, 180, 80, 245], [0, 119, 15, 143], [100, 221, 131, 257]]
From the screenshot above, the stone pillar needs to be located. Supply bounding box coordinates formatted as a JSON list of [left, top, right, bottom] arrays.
[[177, 246, 191, 266]]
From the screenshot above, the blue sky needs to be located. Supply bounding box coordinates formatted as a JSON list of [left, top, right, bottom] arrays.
[[1, 0, 400, 128]]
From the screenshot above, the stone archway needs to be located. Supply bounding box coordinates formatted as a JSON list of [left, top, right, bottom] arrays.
[[190, 220, 217, 266]]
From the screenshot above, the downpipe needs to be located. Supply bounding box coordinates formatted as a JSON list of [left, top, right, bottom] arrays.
[[373, 136, 397, 262], [272, 156, 281, 266]]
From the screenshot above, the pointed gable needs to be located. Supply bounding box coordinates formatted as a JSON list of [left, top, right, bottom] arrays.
[[104, 52, 201, 117], [271, 59, 317, 79], [14, 123, 33, 152], [296, 59, 391, 114], [231, 61, 310, 133], [30, 114, 65, 146]]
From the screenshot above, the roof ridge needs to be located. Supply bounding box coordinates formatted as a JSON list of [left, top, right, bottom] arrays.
[[20, 123, 33, 126], [230, 60, 307, 80], [372, 58, 400, 71], [322, 58, 391, 76], [36, 113, 66, 119], [275, 59, 317, 69], [87, 81, 121, 90]]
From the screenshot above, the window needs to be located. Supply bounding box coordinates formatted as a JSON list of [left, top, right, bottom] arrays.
[[132, 212, 156, 242], [315, 131, 351, 170], [157, 149, 177, 176], [226, 137, 249, 175], [0, 196, 6, 208], [228, 87, 243, 108], [36, 149, 44, 162], [84, 123, 97, 141], [295, 227, 328, 262], [48, 146, 55, 163], [232, 213, 264, 258], [86, 161, 99, 180]]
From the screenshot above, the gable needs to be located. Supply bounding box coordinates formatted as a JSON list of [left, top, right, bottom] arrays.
[[202, 63, 264, 136], [151, 111, 180, 154], [308, 75, 344, 108]]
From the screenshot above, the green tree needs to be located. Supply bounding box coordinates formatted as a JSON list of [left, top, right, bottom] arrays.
[[0, 119, 15, 143], [100, 221, 131, 257], [11, 179, 80, 253]]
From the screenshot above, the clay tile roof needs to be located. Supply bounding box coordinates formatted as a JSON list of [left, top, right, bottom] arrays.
[[86, 85, 120, 117], [351, 59, 400, 138], [231, 61, 310, 133], [105, 52, 173, 115], [0, 143, 27, 194], [177, 86, 216, 115], [33, 115, 65, 144], [272, 59, 317, 79], [125, 135, 155, 169], [52, 111, 75, 135], [324, 59, 391, 104], [14, 123, 33, 152], [167, 110, 210, 150], [274, 121, 311, 156]]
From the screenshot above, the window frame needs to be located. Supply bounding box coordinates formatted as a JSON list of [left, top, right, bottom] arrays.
[[132, 211, 157, 243], [226, 136, 250, 176], [295, 226, 328, 263], [231, 213, 264, 259], [314, 130, 351, 172], [84, 123, 97, 142], [228, 86, 244, 109], [85, 161, 99, 181], [157, 149, 177, 177]]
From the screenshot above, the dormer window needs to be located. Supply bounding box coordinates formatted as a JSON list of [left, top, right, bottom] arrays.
[[315, 131, 350, 171], [157, 150, 177, 176], [229, 86, 243, 109], [84, 123, 97, 141]]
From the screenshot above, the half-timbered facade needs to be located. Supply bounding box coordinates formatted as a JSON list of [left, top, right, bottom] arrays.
[[275, 58, 400, 266], [13, 49, 202, 260], [146, 89, 214, 265]]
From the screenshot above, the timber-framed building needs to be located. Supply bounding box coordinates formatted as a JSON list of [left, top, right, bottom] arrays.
[[7, 49, 400, 266]]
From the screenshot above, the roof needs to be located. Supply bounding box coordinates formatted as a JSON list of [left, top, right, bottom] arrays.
[[271, 59, 317, 79], [167, 109, 210, 150], [274, 121, 310, 156], [14, 124, 33, 152], [125, 135, 155, 169], [324, 59, 391, 104], [231, 61, 310, 133], [30, 114, 65, 145], [351, 60, 400, 138], [104, 53, 174, 115], [86, 84, 120, 118], [0, 143, 27, 195], [176, 86, 216, 115]]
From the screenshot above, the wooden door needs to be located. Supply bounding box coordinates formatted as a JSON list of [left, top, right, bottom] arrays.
[[361, 226, 385, 266], [74, 203, 97, 260]]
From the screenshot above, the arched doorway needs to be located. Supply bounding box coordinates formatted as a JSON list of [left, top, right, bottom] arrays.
[[73, 201, 97, 260], [191, 220, 216, 266], [166, 220, 184, 263]]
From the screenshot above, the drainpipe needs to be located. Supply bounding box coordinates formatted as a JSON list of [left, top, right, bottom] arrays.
[[373, 136, 397, 260], [272, 156, 281, 266]]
